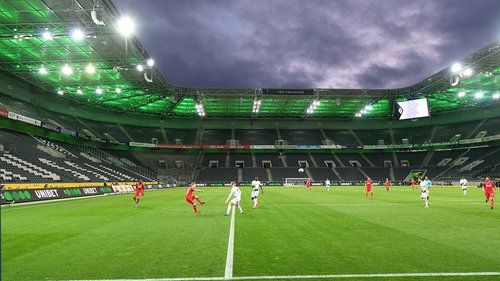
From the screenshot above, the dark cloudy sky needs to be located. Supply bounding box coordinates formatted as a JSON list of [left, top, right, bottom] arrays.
[[114, 0, 499, 89]]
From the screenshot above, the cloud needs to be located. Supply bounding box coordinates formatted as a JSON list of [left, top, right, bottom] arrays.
[[114, 0, 499, 89]]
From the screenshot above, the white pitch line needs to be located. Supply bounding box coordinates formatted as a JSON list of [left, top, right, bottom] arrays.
[[224, 205, 236, 280], [54, 271, 500, 281]]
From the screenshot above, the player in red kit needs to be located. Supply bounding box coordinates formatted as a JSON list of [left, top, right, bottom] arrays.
[[411, 178, 415, 190], [385, 178, 390, 192], [306, 178, 311, 191], [133, 181, 144, 207], [365, 177, 373, 199], [482, 177, 496, 209], [186, 182, 205, 215]]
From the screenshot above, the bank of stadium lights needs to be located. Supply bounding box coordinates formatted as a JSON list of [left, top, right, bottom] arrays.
[[76, 89, 83, 94], [457, 91, 466, 97], [61, 64, 73, 76], [195, 102, 206, 117], [85, 64, 96, 74], [475, 91, 484, 99], [306, 100, 320, 114], [493, 93, 500, 100], [117, 16, 135, 37], [252, 98, 262, 114], [136, 64, 144, 72], [355, 104, 374, 117], [70, 29, 85, 41], [38, 66, 48, 75], [42, 31, 53, 40], [57, 90, 64, 95], [115, 88, 122, 94], [96, 88, 103, 94], [450, 62, 473, 86]]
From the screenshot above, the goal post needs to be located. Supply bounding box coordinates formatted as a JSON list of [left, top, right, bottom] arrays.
[[284, 178, 308, 186]]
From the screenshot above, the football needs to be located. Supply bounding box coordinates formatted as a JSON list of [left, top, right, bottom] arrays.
[[298, 168, 304, 173]]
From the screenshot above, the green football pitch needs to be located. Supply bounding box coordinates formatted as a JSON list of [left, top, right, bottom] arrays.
[[2, 185, 500, 281]]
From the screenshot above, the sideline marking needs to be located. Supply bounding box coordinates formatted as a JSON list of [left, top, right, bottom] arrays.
[[55, 271, 500, 281], [224, 205, 236, 279]]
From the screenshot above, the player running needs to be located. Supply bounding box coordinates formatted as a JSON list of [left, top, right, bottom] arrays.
[[482, 177, 495, 210], [459, 176, 468, 196], [365, 177, 373, 199], [251, 177, 264, 209], [411, 178, 415, 190], [225, 182, 244, 215], [186, 182, 205, 215], [325, 179, 331, 192], [420, 178, 430, 208], [133, 181, 145, 207], [385, 178, 390, 192], [306, 178, 311, 191]]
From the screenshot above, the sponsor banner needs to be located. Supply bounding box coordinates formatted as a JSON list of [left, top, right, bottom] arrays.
[[413, 141, 458, 148], [111, 184, 134, 193], [130, 142, 156, 148], [0, 108, 8, 118], [296, 145, 321, 149], [200, 144, 252, 149], [459, 138, 482, 144], [252, 145, 276, 149], [0, 186, 114, 204], [41, 122, 60, 132], [60, 127, 77, 136], [483, 134, 500, 142], [363, 145, 387, 149], [319, 145, 344, 149], [156, 144, 200, 149], [263, 89, 314, 95], [7, 112, 41, 126]]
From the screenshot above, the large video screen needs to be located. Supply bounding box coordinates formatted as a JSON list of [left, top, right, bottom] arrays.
[[396, 98, 430, 120]]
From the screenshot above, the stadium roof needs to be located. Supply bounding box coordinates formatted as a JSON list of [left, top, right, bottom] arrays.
[[0, 0, 499, 119]]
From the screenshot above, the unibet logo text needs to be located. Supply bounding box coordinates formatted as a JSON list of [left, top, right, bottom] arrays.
[[34, 189, 59, 198]]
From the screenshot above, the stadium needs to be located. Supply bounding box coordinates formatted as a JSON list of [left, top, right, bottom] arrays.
[[1, 0, 499, 280]]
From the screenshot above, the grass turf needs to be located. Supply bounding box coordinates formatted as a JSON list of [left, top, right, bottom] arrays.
[[1, 185, 500, 281]]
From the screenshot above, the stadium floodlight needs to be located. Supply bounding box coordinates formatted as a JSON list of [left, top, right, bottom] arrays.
[[77, 89, 83, 94], [195, 101, 206, 117], [493, 93, 500, 99], [42, 31, 53, 40], [457, 91, 466, 97], [463, 68, 473, 77], [252, 98, 261, 114], [71, 29, 85, 41], [117, 16, 135, 37], [147, 59, 155, 67], [365, 105, 373, 110], [61, 64, 73, 76], [474, 91, 483, 99], [57, 90, 64, 95], [136, 64, 144, 72], [451, 63, 462, 73], [39, 67, 48, 75], [96, 88, 103, 94], [115, 88, 122, 94], [86, 64, 96, 74]]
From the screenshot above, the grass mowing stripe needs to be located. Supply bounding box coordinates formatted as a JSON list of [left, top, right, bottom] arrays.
[[53, 271, 500, 281], [225, 205, 236, 279]]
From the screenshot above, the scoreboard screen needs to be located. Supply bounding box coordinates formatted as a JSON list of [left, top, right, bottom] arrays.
[[396, 98, 430, 120]]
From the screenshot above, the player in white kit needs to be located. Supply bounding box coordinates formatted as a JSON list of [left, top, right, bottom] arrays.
[[251, 177, 264, 208], [325, 179, 331, 192], [420, 178, 429, 208], [459, 177, 468, 196], [225, 182, 244, 215]]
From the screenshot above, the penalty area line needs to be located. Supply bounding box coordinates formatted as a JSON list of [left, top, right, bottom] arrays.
[[54, 271, 500, 281]]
